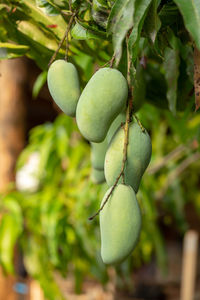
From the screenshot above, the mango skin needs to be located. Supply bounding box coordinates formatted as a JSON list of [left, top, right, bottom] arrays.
[[91, 112, 126, 170], [107, 112, 126, 144], [91, 168, 105, 184], [76, 68, 128, 142], [47, 60, 80, 117], [105, 122, 152, 193], [100, 184, 141, 264], [91, 138, 107, 170]]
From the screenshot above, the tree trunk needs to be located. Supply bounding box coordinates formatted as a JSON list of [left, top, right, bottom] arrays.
[[0, 58, 26, 300]]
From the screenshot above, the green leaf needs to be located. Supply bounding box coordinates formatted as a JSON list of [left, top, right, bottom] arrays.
[[17, 21, 61, 52], [174, 0, 200, 49], [75, 19, 107, 39], [36, 0, 60, 16], [128, 0, 152, 64], [143, 0, 161, 43], [32, 70, 48, 99], [163, 46, 180, 114], [132, 60, 146, 112], [0, 42, 29, 59], [107, 0, 134, 65], [23, 0, 67, 40], [0, 210, 22, 274], [71, 22, 103, 40]]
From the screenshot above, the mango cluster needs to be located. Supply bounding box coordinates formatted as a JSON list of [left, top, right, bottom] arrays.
[[47, 60, 152, 265]]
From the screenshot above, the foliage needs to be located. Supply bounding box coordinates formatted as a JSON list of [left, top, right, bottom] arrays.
[[0, 114, 162, 298], [0, 0, 200, 298], [0, 0, 199, 111]]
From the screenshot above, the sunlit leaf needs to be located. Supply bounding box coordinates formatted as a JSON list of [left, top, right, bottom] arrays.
[[174, 0, 200, 49], [143, 0, 161, 43], [32, 70, 48, 99], [107, 0, 134, 65], [128, 0, 151, 64], [0, 42, 29, 59]]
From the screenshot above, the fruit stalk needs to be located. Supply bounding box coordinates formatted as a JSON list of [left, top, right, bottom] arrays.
[[89, 99, 131, 220], [48, 10, 77, 67], [88, 107, 131, 220], [89, 36, 134, 220]]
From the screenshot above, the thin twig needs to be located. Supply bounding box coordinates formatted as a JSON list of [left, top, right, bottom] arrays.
[[48, 10, 76, 67], [65, 11, 76, 61], [109, 54, 116, 68], [194, 46, 200, 111], [88, 114, 130, 221], [48, 30, 68, 68], [68, 0, 72, 11], [100, 54, 116, 69], [133, 114, 145, 132]]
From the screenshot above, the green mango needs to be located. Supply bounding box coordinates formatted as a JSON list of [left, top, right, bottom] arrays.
[[100, 184, 141, 264], [91, 168, 105, 184], [107, 112, 126, 143], [47, 60, 80, 117], [76, 68, 128, 142], [105, 122, 152, 193], [91, 138, 107, 170], [91, 112, 126, 170]]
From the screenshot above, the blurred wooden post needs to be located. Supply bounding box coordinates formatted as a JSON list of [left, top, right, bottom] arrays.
[[180, 230, 199, 300], [0, 58, 26, 299]]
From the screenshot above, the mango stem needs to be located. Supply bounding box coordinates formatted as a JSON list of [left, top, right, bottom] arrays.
[[48, 10, 77, 68]]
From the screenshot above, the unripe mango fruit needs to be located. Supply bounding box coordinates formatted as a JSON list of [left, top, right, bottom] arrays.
[[105, 122, 152, 193], [100, 184, 141, 264], [47, 60, 80, 117], [91, 168, 105, 184], [91, 112, 126, 170], [107, 112, 126, 143], [91, 138, 107, 170], [76, 68, 128, 142]]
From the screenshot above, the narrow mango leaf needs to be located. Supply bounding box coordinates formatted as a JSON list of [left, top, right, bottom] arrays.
[[32, 70, 48, 99], [174, 0, 200, 50], [0, 4, 9, 14], [71, 22, 103, 40], [17, 21, 60, 52], [75, 19, 107, 38], [107, 0, 130, 32], [50, 0, 67, 7], [194, 46, 200, 111], [143, 0, 161, 43], [107, 0, 134, 65], [36, 0, 60, 16], [163, 47, 180, 115], [128, 0, 152, 64], [23, 0, 66, 40], [0, 42, 29, 59], [132, 61, 146, 112], [0, 214, 22, 274]]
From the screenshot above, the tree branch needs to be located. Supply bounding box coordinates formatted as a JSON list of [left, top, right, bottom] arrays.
[[48, 11, 76, 67], [65, 11, 76, 61], [88, 113, 130, 221], [194, 46, 200, 111]]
